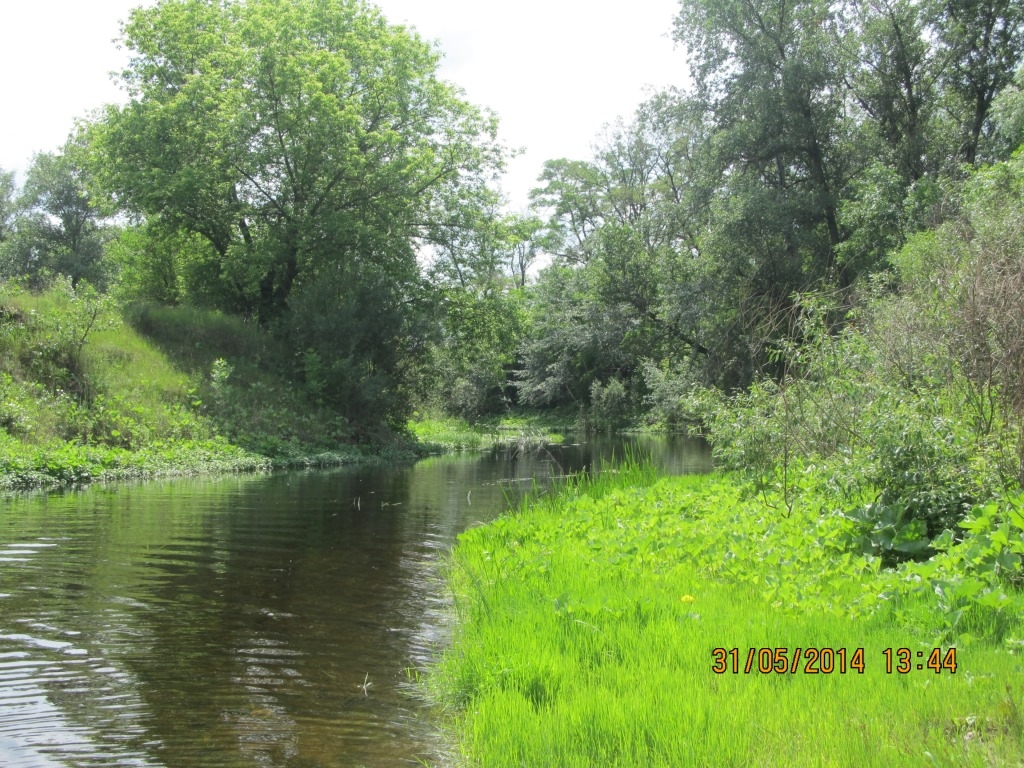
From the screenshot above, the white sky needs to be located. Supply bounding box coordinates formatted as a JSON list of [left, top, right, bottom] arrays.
[[0, 0, 689, 211]]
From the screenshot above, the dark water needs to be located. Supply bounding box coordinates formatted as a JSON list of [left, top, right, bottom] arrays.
[[0, 435, 710, 767]]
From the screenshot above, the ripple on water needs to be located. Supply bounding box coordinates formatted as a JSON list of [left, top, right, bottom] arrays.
[[0, 438, 708, 766]]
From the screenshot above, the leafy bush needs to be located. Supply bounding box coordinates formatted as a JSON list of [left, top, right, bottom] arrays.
[[700, 286, 1018, 563], [832, 397, 1007, 564], [640, 359, 704, 430], [424, 290, 526, 419], [588, 377, 630, 430], [279, 270, 423, 435]]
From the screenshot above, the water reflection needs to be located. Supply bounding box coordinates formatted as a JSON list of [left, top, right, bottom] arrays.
[[0, 435, 710, 767]]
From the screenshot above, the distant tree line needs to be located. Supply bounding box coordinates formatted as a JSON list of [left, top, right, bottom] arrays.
[[512, 0, 1024, 427], [2, 0, 1023, 435]]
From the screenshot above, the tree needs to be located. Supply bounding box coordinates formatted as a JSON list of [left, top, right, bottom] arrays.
[[504, 213, 544, 289], [89, 0, 504, 431], [675, 0, 854, 288], [842, 0, 941, 183], [93, 0, 502, 323], [992, 64, 1024, 149], [520, 92, 751, 410], [1, 140, 113, 288], [0, 169, 16, 246], [530, 158, 609, 264], [930, 0, 1024, 165], [419, 200, 536, 417]]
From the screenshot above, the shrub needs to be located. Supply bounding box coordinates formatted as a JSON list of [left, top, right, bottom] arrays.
[[589, 377, 630, 430], [701, 286, 1017, 563], [640, 359, 704, 430]]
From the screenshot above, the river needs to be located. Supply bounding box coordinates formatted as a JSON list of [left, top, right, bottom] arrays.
[[0, 435, 710, 767]]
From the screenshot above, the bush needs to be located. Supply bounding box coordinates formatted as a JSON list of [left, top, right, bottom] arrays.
[[277, 270, 421, 435], [831, 395, 1011, 565], [588, 377, 630, 430], [640, 359, 704, 430], [701, 287, 1018, 563], [955, 153, 1024, 481]]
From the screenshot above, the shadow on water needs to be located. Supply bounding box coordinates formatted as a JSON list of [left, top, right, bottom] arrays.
[[0, 434, 710, 767]]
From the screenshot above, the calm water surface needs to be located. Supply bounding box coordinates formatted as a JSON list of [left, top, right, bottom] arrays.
[[0, 435, 710, 767]]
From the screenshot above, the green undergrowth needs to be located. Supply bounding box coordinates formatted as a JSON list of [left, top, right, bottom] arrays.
[[0, 283, 421, 491], [430, 466, 1024, 767], [408, 414, 563, 452], [0, 433, 269, 491], [480, 407, 580, 433]]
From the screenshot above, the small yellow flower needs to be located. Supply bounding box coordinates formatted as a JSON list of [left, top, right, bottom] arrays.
[[680, 594, 696, 603]]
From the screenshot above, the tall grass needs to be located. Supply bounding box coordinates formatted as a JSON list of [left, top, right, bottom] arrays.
[[431, 465, 1024, 767]]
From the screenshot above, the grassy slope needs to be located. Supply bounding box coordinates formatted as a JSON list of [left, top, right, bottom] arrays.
[[0, 287, 565, 492], [431, 468, 1024, 767], [0, 288, 412, 491]]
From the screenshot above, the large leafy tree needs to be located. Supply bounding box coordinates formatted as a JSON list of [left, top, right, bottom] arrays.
[[930, 0, 1024, 165], [842, 0, 940, 183], [675, 0, 854, 289], [1, 140, 113, 289], [93, 0, 502, 323]]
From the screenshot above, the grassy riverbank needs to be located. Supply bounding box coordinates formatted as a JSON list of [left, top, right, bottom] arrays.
[[408, 414, 563, 452], [430, 465, 1024, 767], [1, 284, 561, 492], [0, 285, 413, 491]]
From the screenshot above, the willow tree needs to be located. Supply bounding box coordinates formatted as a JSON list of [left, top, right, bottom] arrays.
[[93, 0, 501, 323]]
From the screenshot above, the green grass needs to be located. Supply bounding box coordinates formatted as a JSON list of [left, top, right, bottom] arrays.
[[0, 433, 270, 491], [408, 414, 563, 452], [0, 285, 422, 491], [430, 468, 1024, 767]]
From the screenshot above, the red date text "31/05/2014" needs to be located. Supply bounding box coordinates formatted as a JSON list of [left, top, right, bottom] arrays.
[[711, 647, 958, 675]]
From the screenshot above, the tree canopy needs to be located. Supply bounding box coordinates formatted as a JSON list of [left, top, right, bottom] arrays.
[[513, 0, 1024, 422], [0, 138, 114, 289], [93, 0, 502, 323]]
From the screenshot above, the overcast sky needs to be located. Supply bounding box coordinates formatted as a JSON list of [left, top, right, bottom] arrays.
[[0, 0, 689, 211]]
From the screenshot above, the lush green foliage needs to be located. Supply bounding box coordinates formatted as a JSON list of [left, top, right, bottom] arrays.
[[0, 137, 116, 289], [432, 467, 1024, 766], [93, 0, 501, 319], [0, 282, 420, 491], [693, 145, 1024, 562], [510, 0, 1024, 427], [423, 289, 527, 419], [5, 0, 1024, 439], [407, 414, 561, 453], [0, 434, 268, 492], [418, 207, 541, 420], [81, 0, 507, 433]]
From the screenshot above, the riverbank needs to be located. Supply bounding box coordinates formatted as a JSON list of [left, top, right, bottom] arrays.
[[0, 415, 567, 493], [408, 415, 564, 453], [430, 465, 1024, 767], [0, 432, 430, 493], [0, 285, 564, 492]]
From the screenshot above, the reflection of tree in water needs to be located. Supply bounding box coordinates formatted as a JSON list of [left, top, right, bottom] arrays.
[[0, 536, 162, 767]]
